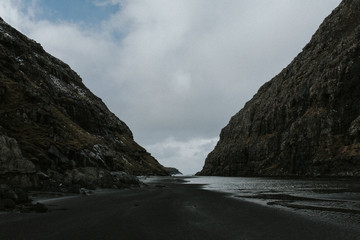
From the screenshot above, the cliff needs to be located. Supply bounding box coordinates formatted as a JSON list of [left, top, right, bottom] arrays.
[[164, 167, 182, 176], [0, 17, 168, 192], [198, 0, 360, 177]]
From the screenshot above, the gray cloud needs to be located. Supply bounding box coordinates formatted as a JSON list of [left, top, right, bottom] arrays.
[[146, 137, 219, 175], [0, 0, 341, 174]]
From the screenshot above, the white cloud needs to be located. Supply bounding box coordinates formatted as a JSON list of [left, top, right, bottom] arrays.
[[0, 0, 342, 174]]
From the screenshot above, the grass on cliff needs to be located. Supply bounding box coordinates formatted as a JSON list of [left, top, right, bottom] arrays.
[[1, 77, 98, 155]]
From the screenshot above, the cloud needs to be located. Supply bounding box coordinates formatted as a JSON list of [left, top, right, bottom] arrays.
[[145, 137, 219, 175], [101, 0, 342, 140], [92, 0, 120, 7], [0, 0, 342, 174]]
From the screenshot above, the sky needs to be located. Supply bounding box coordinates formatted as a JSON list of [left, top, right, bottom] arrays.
[[0, 0, 341, 175]]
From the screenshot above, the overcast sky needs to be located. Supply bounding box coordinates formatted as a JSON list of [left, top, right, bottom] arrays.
[[0, 0, 341, 175]]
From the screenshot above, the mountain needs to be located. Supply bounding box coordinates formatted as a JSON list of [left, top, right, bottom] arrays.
[[198, 0, 360, 177], [0, 17, 168, 193], [164, 167, 182, 176]]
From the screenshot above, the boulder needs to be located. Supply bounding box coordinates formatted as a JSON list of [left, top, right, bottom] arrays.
[[0, 133, 36, 175], [34, 202, 48, 213]]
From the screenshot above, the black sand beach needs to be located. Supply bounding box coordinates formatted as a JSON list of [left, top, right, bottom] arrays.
[[0, 177, 359, 240]]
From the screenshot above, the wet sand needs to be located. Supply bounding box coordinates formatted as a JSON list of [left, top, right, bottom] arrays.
[[0, 177, 359, 240]]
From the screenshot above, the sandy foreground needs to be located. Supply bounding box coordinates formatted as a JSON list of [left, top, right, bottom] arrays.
[[0, 177, 359, 240]]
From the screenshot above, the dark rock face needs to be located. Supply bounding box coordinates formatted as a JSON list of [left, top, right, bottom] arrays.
[[0, 130, 36, 176], [0, 17, 168, 191], [198, 0, 360, 177], [164, 167, 182, 175]]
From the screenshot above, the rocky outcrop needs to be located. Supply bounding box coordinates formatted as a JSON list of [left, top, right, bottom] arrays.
[[0, 128, 37, 189], [198, 0, 360, 177], [0, 129, 36, 175], [0, 184, 48, 212], [0, 17, 168, 192], [164, 167, 182, 176]]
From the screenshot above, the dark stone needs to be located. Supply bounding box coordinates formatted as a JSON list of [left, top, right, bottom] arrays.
[[1, 189, 17, 201], [36, 171, 50, 180], [3, 199, 16, 209], [164, 167, 182, 175], [34, 202, 48, 213], [198, 0, 360, 177], [14, 188, 30, 204]]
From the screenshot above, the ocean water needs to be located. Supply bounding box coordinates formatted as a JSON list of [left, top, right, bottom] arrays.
[[185, 176, 360, 229]]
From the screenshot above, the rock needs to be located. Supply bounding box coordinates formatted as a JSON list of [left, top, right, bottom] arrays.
[[0, 17, 169, 191], [13, 188, 30, 204], [349, 116, 360, 138], [48, 145, 69, 164], [34, 202, 48, 213], [3, 199, 16, 209], [36, 171, 50, 180], [110, 171, 140, 187], [0, 133, 36, 175], [2, 189, 18, 201], [164, 167, 182, 175], [0, 184, 31, 207], [198, 0, 360, 177], [79, 188, 93, 195], [65, 167, 140, 189]]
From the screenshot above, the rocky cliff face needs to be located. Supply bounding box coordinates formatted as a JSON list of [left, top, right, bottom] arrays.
[[198, 0, 360, 177], [164, 167, 182, 176], [0, 17, 168, 191]]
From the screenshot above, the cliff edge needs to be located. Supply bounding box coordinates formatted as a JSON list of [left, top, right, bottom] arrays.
[[0, 17, 168, 193], [198, 0, 360, 177]]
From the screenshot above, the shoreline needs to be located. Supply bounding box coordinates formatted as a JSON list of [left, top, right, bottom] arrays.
[[1, 176, 359, 240], [184, 176, 360, 231]]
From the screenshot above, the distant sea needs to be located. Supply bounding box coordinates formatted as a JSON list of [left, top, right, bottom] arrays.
[[184, 176, 360, 230]]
